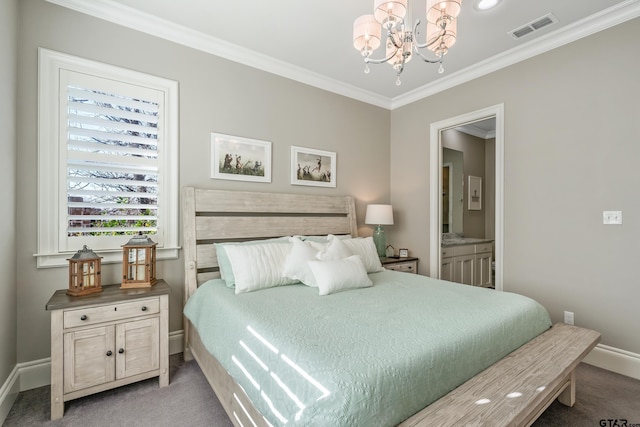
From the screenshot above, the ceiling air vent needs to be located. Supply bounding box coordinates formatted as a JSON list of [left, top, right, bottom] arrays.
[[509, 13, 558, 40]]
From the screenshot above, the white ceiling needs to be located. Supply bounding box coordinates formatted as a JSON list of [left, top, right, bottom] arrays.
[[49, 0, 640, 109]]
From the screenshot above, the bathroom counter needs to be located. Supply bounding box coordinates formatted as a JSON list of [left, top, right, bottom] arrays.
[[441, 237, 494, 247]]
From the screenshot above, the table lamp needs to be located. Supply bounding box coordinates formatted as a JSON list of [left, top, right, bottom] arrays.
[[365, 204, 394, 257]]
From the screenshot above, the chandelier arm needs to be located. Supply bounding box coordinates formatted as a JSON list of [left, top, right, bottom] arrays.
[[412, 47, 443, 64], [364, 45, 401, 65], [412, 19, 447, 50], [386, 30, 404, 49]]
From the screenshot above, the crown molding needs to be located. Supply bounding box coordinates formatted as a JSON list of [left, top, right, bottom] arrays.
[[391, 0, 640, 109], [43, 0, 392, 109], [45, 0, 640, 111], [456, 124, 496, 140]]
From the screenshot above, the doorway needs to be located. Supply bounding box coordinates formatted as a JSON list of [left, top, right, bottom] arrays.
[[429, 104, 504, 291]]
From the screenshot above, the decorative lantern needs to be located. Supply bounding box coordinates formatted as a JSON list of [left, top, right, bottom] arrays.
[[67, 245, 103, 296], [121, 232, 157, 289]]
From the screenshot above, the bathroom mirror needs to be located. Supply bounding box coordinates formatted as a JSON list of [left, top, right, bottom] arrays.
[[442, 148, 464, 235]]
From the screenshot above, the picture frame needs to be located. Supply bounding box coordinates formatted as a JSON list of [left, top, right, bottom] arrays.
[[290, 146, 336, 188], [211, 133, 271, 183], [468, 175, 482, 210], [399, 248, 409, 258]]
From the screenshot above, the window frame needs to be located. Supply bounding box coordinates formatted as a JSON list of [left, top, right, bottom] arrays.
[[37, 48, 179, 268]]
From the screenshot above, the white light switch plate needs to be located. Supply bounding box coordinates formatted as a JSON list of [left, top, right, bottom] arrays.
[[603, 211, 622, 225]]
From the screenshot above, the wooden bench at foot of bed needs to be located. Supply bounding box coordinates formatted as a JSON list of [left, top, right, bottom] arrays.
[[399, 323, 601, 427]]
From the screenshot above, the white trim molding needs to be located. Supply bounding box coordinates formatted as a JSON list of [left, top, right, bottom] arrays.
[[429, 104, 505, 291], [0, 331, 185, 424], [43, 0, 640, 111], [583, 344, 640, 381], [1, 334, 638, 425], [0, 365, 19, 424]]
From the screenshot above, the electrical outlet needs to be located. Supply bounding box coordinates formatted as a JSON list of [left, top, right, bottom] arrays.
[[564, 311, 574, 325], [603, 211, 622, 225]]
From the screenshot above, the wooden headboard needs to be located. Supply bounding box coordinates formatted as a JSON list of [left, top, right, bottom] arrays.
[[181, 187, 358, 302]]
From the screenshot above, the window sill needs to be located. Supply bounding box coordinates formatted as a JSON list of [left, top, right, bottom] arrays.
[[34, 247, 181, 269]]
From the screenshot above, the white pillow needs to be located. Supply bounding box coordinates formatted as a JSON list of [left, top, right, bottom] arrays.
[[342, 237, 384, 273], [214, 236, 290, 287], [224, 242, 298, 294], [315, 234, 352, 261], [283, 237, 320, 287], [308, 255, 373, 296]]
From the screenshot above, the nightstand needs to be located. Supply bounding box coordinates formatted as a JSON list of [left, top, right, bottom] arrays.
[[381, 257, 419, 274], [46, 280, 170, 420]]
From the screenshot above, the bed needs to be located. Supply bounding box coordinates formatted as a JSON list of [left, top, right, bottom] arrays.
[[181, 187, 600, 427]]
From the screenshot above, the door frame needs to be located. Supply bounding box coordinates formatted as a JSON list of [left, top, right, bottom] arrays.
[[429, 104, 505, 291], [442, 162, 453, 233]]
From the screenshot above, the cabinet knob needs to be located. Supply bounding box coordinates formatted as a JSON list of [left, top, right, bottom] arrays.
[[141, 306, 147, 312], [118, 348, 125, 354], [80, 315, 87, 321], [106, 350, 112, 356]]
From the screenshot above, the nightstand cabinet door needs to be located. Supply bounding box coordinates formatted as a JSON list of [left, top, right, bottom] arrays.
[[63, 326, 115, 393], [116, 317, 160, 379]]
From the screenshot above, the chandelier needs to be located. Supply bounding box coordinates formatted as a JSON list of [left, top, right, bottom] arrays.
[[353, 0, 462, 85]]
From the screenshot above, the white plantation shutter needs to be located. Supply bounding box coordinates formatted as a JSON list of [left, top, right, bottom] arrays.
[[38, 49, 178, 267], [64, 71, 160, 248]]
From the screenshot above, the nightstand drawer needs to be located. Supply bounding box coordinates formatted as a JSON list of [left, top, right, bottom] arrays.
[[64, 297, 159, 329], [386, 262, 417, 273]]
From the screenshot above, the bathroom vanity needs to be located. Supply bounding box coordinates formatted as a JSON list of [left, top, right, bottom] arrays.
[[441, 238, 493, 287]]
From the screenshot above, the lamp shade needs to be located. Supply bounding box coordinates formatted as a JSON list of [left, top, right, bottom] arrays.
[[365, 204, 394, 225], [374, 0, 407, 28], [353, 14, 381, 55], [426, 0, 462, 24]]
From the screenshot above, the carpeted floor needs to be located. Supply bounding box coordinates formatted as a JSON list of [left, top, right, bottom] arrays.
[[3, 354, 639, 426]]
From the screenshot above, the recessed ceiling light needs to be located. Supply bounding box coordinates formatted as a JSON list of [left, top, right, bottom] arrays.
[[475, 0, 501, 11]]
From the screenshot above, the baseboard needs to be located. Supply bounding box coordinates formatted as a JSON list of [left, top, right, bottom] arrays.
[[169, 329, 184, 355], [583, 343, 640, 380], [3, 334, 635, 424], [0, 328, 185, 423], [0, 364, 19, 424]]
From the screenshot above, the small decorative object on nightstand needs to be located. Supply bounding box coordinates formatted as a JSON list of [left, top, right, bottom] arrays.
[[121, 232, 157, 289], [399, 248, 409, 258], [385, 244, 395, 258], [67, 245, 102, 297], [382, 256, 418, 274]]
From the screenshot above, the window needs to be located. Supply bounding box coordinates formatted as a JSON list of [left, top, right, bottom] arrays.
[[37, 49, 179, 267]]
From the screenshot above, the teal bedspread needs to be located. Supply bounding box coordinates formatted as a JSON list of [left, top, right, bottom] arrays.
[[184, 271, 551, 427]]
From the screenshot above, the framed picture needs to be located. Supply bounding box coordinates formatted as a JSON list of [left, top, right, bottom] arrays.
[[211, 133, 271, 183], [290, 146, 336, 188], [399, 248, 409, 258], [468, 175, 482, 210]]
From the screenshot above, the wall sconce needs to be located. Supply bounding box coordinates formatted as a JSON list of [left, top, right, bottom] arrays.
[[121, 232, 157, 289], [67, 245, 102, 296]]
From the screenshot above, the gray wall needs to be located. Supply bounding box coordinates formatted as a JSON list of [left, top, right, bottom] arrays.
[[0, 0, 18, 392], [15, 0, 390, 362], [442, 129, 488, 238], [391, 18, 640, 354]]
